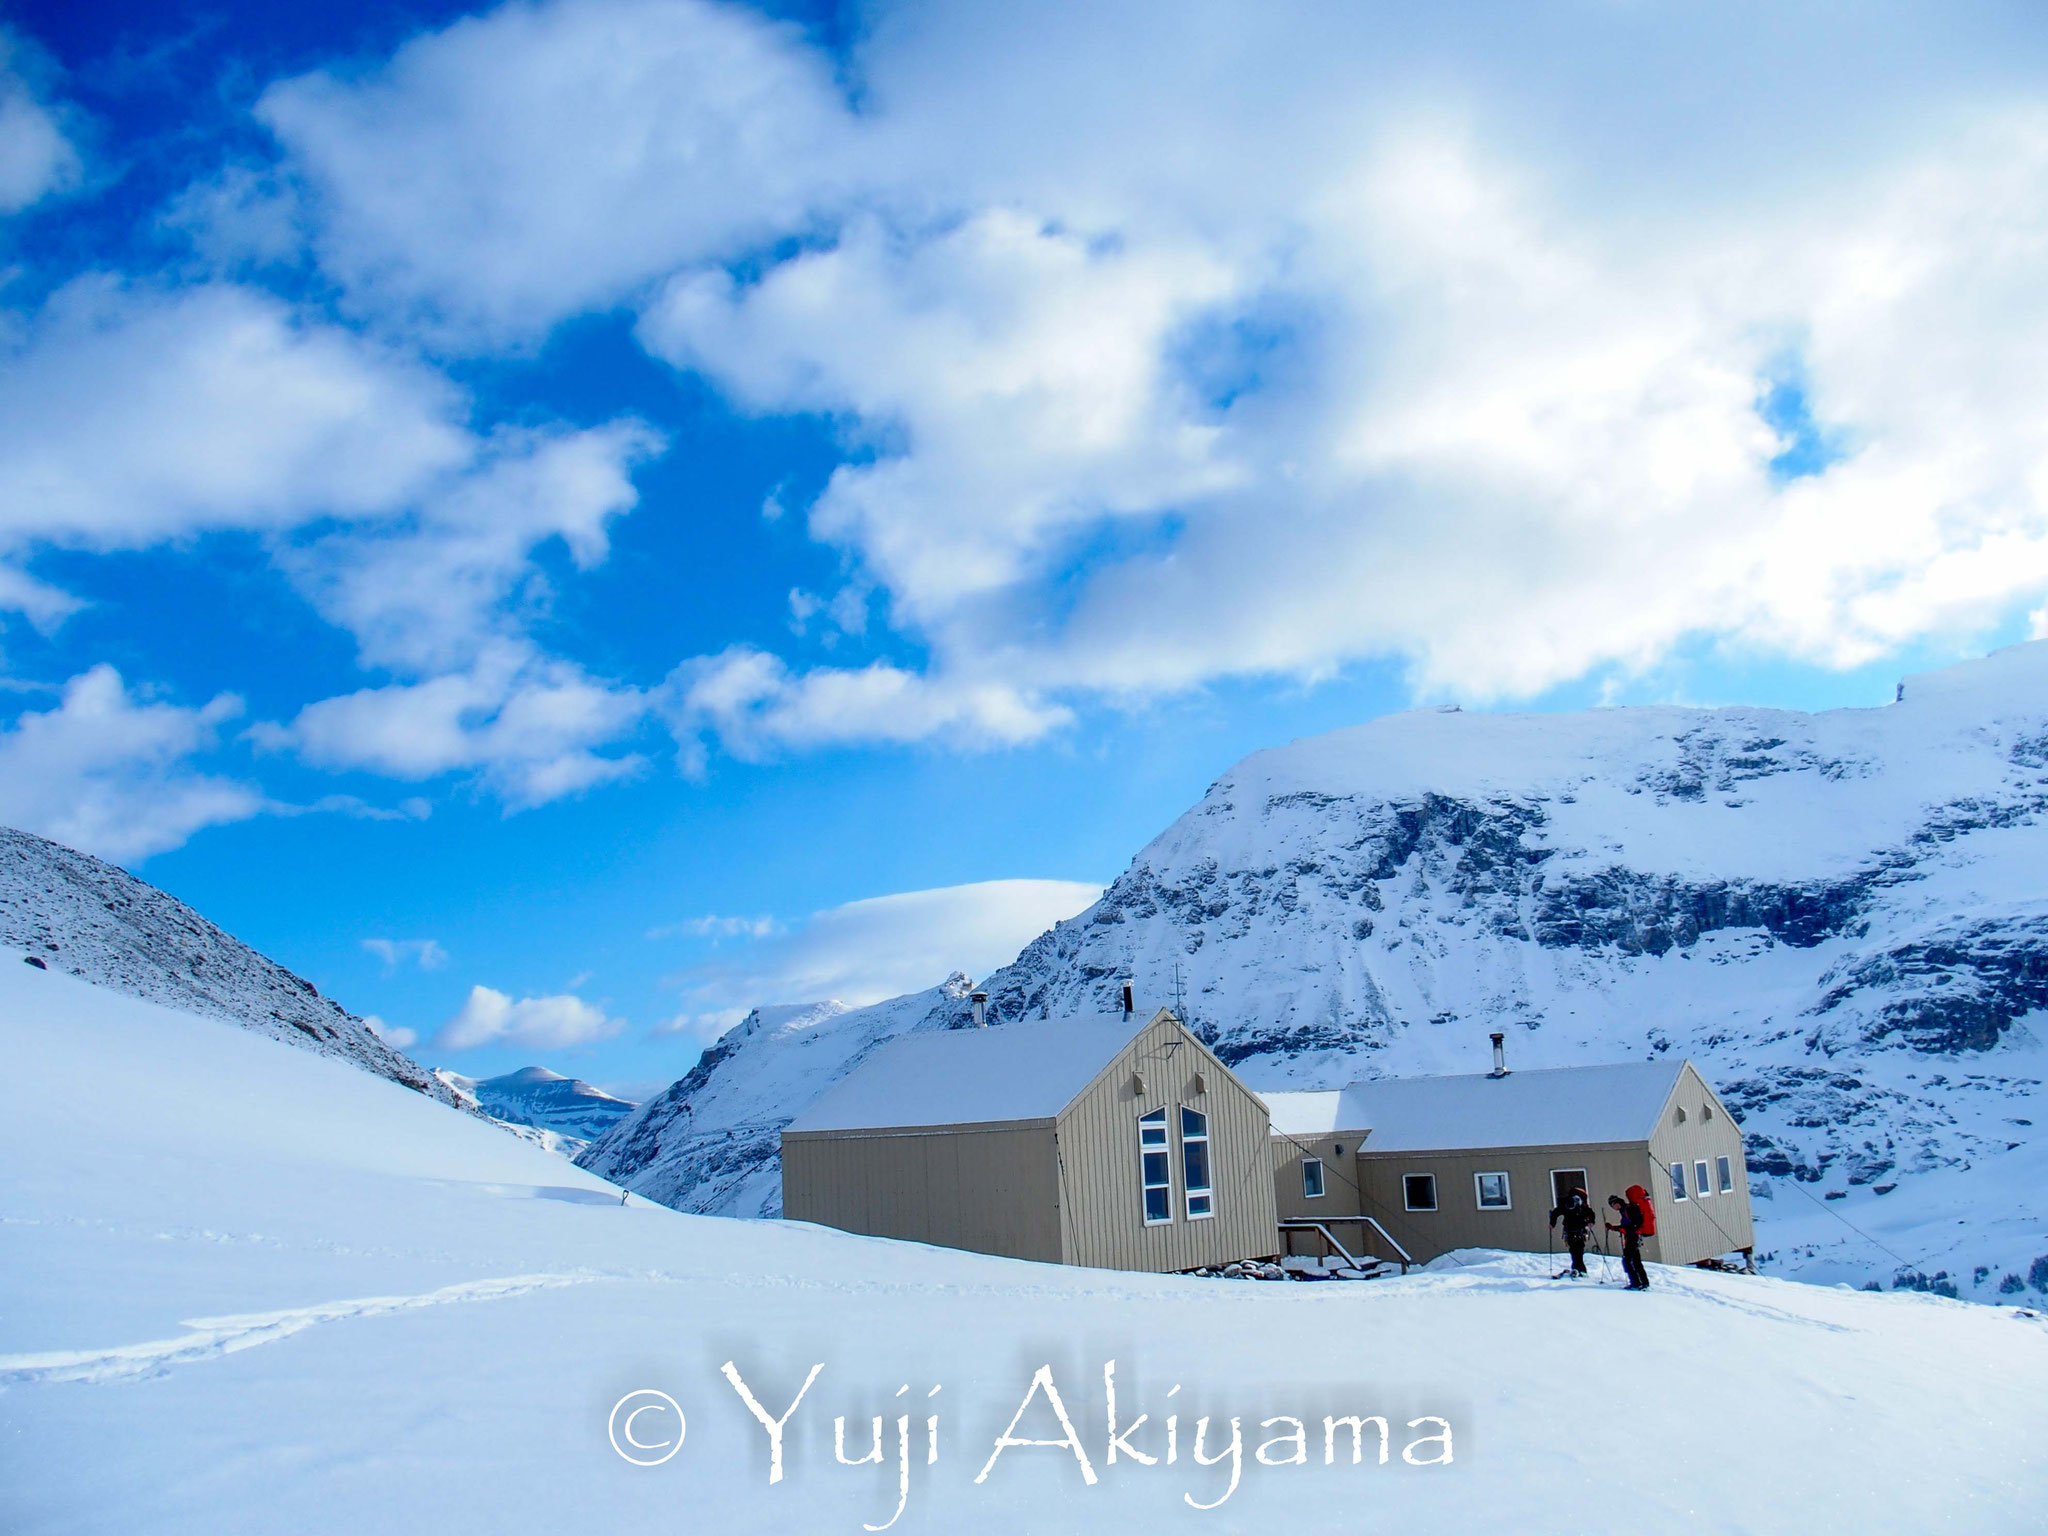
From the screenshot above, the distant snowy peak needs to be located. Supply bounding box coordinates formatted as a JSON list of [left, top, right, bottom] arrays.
[[436, 1065, 637, 1145], [0, 824, 460, 1108], [577, 977, 973, 1214]]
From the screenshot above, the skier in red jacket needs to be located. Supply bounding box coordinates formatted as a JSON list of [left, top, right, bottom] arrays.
[[1606, 1194, 1650, 1290]]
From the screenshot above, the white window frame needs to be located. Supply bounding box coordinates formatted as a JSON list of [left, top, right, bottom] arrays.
[[1694, 1159, 1712, 1198], [1180, 1106, 1214, 1221], [1302, 1156, 1326, 1199], [1549, 1168, 1590, 1208], [1403, 1173, 1438, 1212], [1670, 1160, 1689, 1202], [1474, 1171, 1512, 1210], [1139, 1109, 1172, 1225], [1716, 1155, 1734, 1195]]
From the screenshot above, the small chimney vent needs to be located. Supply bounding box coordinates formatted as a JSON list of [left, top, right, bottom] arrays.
[[1121, 981, 1134, 1016], [1489, 1031, 1508, 1077], [971, 991, 988, 1029]]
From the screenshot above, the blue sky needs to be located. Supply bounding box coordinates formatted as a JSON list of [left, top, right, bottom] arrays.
[[2, 0, 2046, 1097]]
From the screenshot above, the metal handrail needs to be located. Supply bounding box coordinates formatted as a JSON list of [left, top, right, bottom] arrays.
[[1279, 1217, 1412, 1274]]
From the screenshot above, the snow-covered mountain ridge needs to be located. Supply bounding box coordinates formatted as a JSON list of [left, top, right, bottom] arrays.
[[0, 823, 459, 1107], [434, 1066, 636, 1154], [584, 643, 2048, 1297], [579, 979, 970, 1212]]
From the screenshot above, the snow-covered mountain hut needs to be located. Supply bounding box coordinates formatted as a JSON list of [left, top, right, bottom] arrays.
[[1267, 1056, 1754, 1270], [781, 1008, 1280, 1272]]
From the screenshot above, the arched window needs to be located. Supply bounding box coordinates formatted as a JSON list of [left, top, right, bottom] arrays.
[[1181, 1107, 1213, 1219], [1138, 1109, 1171, 1224]]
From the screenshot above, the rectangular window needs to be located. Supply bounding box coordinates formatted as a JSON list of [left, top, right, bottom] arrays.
[[1670, 1160, 1689, 1201], [1139, 1109, 1171, 1224], [1403, 1173, 1438, 1212], [1181, 1107, 1213, 1219], [1717, 1155, 1734, 1194], [1695, 1159, 1712, 1198], [1550, 1168, 1589, 1207], [1474, 1171, 1511, 1209], [1302, 1157, 1326, 1199]]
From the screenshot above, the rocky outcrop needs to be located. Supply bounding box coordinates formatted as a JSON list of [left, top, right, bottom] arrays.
[[0, 823, 460, 1106]]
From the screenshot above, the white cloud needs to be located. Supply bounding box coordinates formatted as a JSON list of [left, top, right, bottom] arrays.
[[282, 418, 663, 673], [650, 913, 781, 940], [0, 278, 471, 549], [0, 665, 262, 863], [652, 1005, 749, 1045], [437, 983, 623, 1051], [274, 641, 648, 809], [258, 0, 858, 343], [362, 1013, 418, 1050], [363, 937, 449, 970], [670, 877, 1103, 1013], [665, 645, 1070, 757], [250, 0, 2048, 734], [0, 276, 663, 811], [0, 33, 80, 215]]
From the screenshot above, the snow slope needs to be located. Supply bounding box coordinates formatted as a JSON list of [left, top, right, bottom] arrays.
[[0, 822, 458, 1106], [435, 1066, 637, 1155], [3, 959, 2045, 1534], [587, 644, 2048, 1296]]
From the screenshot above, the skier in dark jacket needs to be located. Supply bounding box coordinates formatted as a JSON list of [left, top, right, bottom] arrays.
[[1549, 1189, 1597, 1277], [1606, 1195, 1650, 1290]]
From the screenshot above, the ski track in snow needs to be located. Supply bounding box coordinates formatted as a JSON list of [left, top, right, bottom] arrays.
[[0, 1272, 610, 1386]]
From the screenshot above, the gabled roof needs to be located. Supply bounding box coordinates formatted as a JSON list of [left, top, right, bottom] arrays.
[[785, 1014, 1153, 1134], [1265, 1060, 1688, 1153]]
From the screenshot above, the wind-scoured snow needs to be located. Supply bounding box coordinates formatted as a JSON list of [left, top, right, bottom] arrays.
[[3, 959, 2044, 1534], [589, 644, 2048, 1297], [0, 823, 458, 1106]]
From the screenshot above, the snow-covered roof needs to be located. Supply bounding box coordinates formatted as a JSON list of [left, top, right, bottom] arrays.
[[784, 1016, 1150, 1133], [1266, 1061, 1685, 1152]]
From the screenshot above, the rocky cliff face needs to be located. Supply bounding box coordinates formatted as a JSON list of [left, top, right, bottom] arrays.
[[0, 824, 461, 1107], [584, 645, 2048, 1295]]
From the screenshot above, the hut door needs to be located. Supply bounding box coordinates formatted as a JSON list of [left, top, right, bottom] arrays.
[[1550, 1168, 1588, 1206]]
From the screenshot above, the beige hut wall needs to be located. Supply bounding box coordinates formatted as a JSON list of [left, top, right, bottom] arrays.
[[1055, 1011, 1279, 1272], [1641, 1062, 1756, 1265], [781, 1121, 1063, 1263], [1352, 1142, 1654, 1267]]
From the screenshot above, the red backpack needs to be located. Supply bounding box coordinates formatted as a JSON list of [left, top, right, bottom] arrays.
[[1624, 1184, 1657, 1237]]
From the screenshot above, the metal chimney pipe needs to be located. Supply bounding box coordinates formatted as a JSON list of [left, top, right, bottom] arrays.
[[972, 991, 988, 1028], [1121, 981, 1134, 1016], [1490, 1031, 1507, 1077]]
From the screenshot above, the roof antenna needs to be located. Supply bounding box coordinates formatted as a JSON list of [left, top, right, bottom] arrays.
[[1121, 981, 1133, 1017], [1489, 1031, 1508, 1078], [972, 991, 988, 1029], [1171, 961, 1187, 1022]]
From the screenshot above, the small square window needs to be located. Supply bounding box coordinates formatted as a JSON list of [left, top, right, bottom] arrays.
[[1694, 1159, 1712, 1198], [1670, 1161, 1689, 1201], [1403, 1173, 1438, 1212], [1475, 1171, 1511, 1209], [1716, 1155, 1734, 1194], [1302, 1157, 1326, 1198]]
